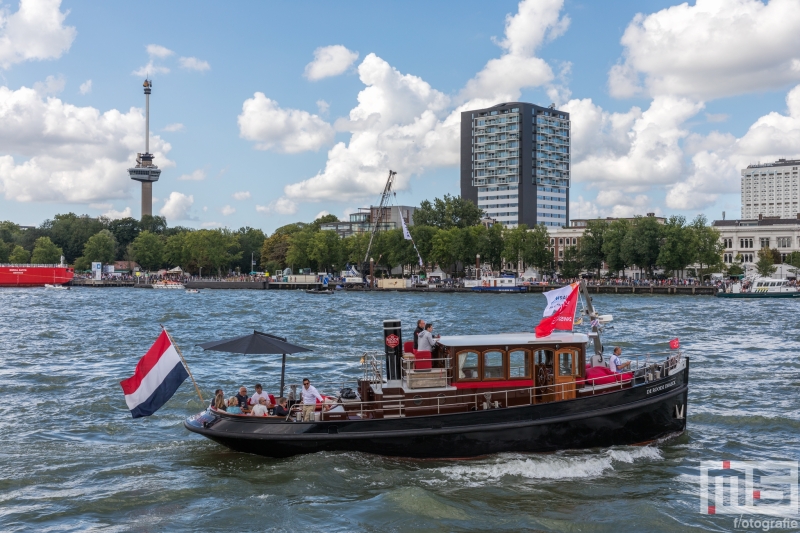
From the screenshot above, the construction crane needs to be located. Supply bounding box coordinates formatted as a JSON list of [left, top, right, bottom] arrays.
[[363, 170, 397, 265]]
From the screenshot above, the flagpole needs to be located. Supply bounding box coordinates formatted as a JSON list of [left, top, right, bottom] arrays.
[[162, 326, 204, 404]]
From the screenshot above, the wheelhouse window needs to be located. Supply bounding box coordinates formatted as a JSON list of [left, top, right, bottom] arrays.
[[483, 350, 505, 380], [558, 351, 574, 376], [535, 349, 554, 366], [457, 351, 480, 380], [508, 349, 531, 378]]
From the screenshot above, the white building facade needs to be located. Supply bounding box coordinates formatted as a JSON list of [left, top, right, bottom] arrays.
[[714, 217, 800, 270], [741, 158, 800, 219]]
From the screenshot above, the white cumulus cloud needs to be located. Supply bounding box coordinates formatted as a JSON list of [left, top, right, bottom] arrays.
[[146, 44, 173, 58], [0, 0, 76, 69], [667, 83, 800, 210], [304, 45, 359, 81], [609, 0, 800, 99], [232, 191, 251, 200], [102, 206, 131, 220], [160, 191, 194, 220], [220, 204, 235, 216], [79, 79, 91, 95], [238, 93, 335, 153], [255, 198, 297, 215], [177, 169, 205, 181], [0, 83, 173, 204], [179, 56, 210, 72], [268, 0, 568, 207], [163, 122, 184, 132]]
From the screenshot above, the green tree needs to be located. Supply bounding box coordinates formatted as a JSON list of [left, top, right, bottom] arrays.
[[726, 263, 744, 277], [9, 244, 30, 263], [0, 239, 9, 263], [560, 245, 582, 278], [81, 230, 117, 264], [131, 231, 164, 271], [30, 236, 63, 264], [430, 227, 460, 273], [312, 214, 339, 227], [108, 217, 141, 259], [785, 251, 800, 268], [620, 216, 662, 277], [285, 226, 316, 272], [408, 225, 438, 267], [525, 223, 552, 271], [413, 194, 483, 228], [184, 229, 242, 275], [502, 224, 529, 270], [139, 214, 168, 234], [0, 221, 22, 245], [755, 246, 777, 277], [483, 223, 504, 270], [41, 213, 107, 263], [602, 219, 631, 276], [309, 230, 343, 273], [691, 214, 724, 278], [234, 227, 266, 273], [580, 220, 607, 276], [657, 215, 695, 278], [164, 232, 190, 268]]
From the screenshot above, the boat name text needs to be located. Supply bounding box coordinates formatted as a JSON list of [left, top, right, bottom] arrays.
[[647, 379, 676, 395]]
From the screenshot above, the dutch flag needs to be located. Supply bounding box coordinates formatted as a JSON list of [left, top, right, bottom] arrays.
[[120, 330, 189, 418]]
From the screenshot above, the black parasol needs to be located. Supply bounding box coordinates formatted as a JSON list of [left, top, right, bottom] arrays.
[[197, 330, 311, 397]]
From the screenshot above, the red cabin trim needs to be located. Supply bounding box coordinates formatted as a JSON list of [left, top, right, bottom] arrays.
[[454, 379, 533, 390]]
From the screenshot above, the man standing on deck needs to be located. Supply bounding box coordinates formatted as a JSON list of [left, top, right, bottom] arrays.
[[301, 378, 324, 422], [413, 319, 426, 350]]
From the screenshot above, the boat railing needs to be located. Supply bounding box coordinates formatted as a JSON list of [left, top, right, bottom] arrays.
[[272, 351, 683, 420]]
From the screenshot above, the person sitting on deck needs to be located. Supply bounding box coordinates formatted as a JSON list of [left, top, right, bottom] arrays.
[[609, 346, 631, 373], [235, 386, 250, 412], [273, 397, 290, 417], [213, 390, 226, 411], [226, 397, 243, 414], [250, 396, 270, 416], [301, 378, 324, 422], [248, 384, 272, 408]]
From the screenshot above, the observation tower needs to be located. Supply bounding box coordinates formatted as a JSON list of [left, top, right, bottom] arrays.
[[128, 79, 161, 218]]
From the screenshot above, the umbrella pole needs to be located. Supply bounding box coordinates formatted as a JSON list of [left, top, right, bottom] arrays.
[[163, 327, 204, 404], [280, 353, 286, 398]]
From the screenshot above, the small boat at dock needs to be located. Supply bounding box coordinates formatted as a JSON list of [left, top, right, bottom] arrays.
[[716, 277, 800, 298], [152, 280, 185, 290]]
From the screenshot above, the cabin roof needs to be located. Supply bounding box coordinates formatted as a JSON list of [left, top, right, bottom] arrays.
[[437, 332, 589, 347]]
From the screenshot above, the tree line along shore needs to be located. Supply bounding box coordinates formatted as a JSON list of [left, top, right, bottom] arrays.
[[1, 195, 794, 278]]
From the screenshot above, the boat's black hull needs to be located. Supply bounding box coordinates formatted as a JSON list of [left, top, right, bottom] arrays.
[[185, 360, 689, 458]]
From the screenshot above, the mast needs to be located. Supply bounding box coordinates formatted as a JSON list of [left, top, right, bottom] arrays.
[[579, 280, 604, 356], [363, 170, 397, 265]]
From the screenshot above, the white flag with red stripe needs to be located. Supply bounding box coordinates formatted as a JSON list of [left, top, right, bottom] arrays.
[[535, 282, 580, 338], [120, 330, 189, 418]]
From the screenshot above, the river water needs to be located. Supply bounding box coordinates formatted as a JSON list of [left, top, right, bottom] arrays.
[[1, 288, 798, 532]]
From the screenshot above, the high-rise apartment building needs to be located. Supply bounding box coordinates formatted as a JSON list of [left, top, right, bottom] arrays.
[[460, 102, 570, 228], [741, 158, 800, 219]]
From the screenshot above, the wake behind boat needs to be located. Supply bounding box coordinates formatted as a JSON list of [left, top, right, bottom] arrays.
[[182, 282, 689, 458]]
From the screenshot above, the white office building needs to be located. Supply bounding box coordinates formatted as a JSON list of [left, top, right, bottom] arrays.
[[741, 158, 800, 219]]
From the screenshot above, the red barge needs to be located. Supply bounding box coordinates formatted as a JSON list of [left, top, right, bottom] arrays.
[[0, 264, 74, 287]]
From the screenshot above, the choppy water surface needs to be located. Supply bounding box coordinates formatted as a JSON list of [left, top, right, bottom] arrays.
[[1, 288, 798, 532]]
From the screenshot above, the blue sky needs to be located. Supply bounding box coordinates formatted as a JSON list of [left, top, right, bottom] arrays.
[[1, 0, 799, 232]]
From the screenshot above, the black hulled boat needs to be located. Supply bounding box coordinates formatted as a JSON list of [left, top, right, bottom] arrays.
[[185, 282, 688, 458]]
